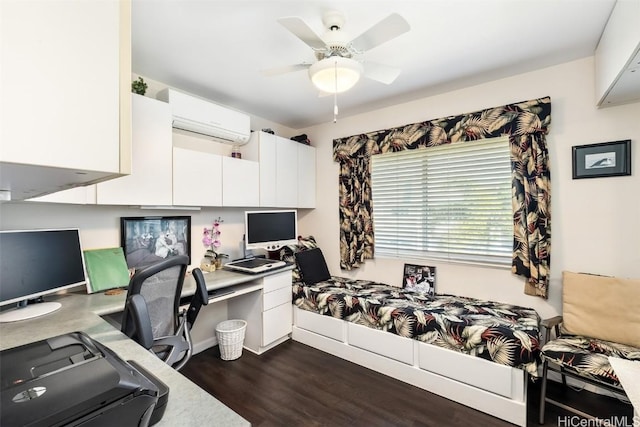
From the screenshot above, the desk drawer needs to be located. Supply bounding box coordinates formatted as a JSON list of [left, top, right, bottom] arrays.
[[263, 270, 292, 293], [263, 303, 292, 346], [263, 286, 291, 311]]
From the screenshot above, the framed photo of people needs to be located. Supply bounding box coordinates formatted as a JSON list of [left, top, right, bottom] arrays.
[[120, 216, 191, 270], [402, 264, 436, 296]]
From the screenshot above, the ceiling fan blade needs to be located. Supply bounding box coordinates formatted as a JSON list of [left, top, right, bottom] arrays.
[[363, 62, 401, 84], [261, 63, 311, 77], [350, 13, 410, 52], [277, 17, 326, 50]]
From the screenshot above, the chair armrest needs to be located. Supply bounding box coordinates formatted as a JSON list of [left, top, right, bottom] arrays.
[[187, 268, 208, 328], [541, 315, 563, 343], [541, 315, 563, 329]]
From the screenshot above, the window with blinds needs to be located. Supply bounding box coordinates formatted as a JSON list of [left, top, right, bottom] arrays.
[[370, 136, 512, 266]]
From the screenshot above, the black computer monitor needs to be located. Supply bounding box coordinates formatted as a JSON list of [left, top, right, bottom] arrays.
[[244, 210, 298, 252], [0, 228, 87, 322]]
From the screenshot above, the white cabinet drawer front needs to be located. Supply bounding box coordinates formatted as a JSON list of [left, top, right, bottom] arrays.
[[347, 322, 414, 365], [263, 303, 292, 345], [263, 286, 291, 311], [263, 270, 292, 293], [418, 341, 514, 398], [294, 307, 346, 342]]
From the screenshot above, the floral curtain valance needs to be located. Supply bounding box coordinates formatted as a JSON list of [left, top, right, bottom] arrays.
[[333, 97, 552, 298]]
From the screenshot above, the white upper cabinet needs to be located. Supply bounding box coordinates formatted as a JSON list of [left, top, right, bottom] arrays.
[[275, 138, 299, 207], [173, 148, 223, 207], [595, 0, 640, 107], [297, 143, 316, 208], [0, 0, 131, 200], [97, 94, 172, 206], [222, 157, 260, 207], [244, 132, 277, 206], [244, 131, 316, 208]]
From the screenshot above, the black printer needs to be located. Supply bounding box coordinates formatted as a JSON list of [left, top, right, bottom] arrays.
[[0, 331, 169, 427]]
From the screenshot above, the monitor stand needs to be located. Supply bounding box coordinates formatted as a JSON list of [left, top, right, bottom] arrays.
[[0, 302, 62, 323]]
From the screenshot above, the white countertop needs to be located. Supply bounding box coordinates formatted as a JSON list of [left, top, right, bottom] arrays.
[[0, 289, 252, 426], [86, 265, 294, 315]]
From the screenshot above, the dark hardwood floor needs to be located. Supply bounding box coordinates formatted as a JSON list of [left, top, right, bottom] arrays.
[[181, 340, 632, 427]]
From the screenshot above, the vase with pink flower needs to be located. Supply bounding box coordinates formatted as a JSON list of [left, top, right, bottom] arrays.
[[201, 217, 228, 272]]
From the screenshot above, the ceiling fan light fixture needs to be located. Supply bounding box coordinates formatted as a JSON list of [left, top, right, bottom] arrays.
[[309, 57, 363, 93]]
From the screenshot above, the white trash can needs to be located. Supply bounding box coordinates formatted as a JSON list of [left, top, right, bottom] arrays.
[[215, 319, 247, 361]]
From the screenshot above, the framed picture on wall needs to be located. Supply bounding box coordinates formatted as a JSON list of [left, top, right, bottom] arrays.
[[572, 140, 631, 179], [120, 216, 191, 270], [402, 264, 436, 296]]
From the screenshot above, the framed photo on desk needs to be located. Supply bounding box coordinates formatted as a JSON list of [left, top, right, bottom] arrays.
[[121, 216, 191, 271]]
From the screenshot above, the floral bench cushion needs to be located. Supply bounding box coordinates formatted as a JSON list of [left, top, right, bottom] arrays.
[[292, 276, 401, 319], [541, 335, 640, 386], [294, 276, 541, 375]]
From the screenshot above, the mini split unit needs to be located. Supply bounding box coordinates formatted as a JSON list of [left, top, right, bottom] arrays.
[[157, 88, 250, 145]]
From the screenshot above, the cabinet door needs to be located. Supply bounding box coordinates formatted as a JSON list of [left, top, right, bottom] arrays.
[[1, 0, 130, 199], [258, 133, 277, 207], [173, 148, 222, 206], [1, 0, 121, 173], [245, 131, 317, 208], [275, 137, 298, 207], [97, 95, 173, 206], [262, 303, 292, 346], [222, 157, 259, 207], [297, 144, 316, 208], [595, 0, 640, 106]]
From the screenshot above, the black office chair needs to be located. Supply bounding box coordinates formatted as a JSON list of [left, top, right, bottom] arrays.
[[121, 255, 209, 371]]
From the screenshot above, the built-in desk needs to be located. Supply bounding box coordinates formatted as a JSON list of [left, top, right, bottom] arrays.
[[0, 265, 293, 426], [88, 266, 292, 314], [89, 265, 294, 355]]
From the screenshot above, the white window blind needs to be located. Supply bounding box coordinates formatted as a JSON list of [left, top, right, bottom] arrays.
[[371, 136, 512, 266]]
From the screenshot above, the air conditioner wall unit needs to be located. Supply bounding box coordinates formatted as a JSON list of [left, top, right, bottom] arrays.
[[157, 88, 250, 145]]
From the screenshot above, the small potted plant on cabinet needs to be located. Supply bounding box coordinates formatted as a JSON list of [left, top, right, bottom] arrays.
[[131, 77, 147, 95]]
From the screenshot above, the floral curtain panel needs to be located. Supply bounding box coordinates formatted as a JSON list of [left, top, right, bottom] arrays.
[[333, 97, 552, 298]]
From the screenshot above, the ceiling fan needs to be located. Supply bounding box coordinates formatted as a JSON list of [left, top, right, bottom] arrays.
[[264, 10, 411, 94]]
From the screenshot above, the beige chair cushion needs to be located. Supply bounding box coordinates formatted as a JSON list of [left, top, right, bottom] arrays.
[[562, 271, 640, 348]]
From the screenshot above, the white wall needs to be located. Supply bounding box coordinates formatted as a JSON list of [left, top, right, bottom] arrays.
[[296, 57, 640, 319]]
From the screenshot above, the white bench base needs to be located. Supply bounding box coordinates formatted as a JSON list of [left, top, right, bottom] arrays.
[[292, 306, 528, 426]]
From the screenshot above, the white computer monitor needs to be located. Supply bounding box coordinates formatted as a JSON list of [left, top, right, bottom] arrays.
[[244, 210, 298, 252], [0, 228, 87, 322]]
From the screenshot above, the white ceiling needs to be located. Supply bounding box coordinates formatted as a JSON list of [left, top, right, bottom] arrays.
[[132, 0, 616, 129]]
